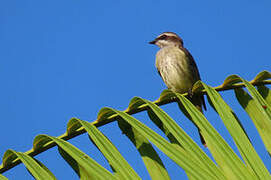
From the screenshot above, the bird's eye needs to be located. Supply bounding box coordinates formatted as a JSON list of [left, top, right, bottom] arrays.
[[159, 35, 167, 40]]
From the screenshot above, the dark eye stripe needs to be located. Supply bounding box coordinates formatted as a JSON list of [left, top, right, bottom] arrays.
[[158, 35, 167, 40]]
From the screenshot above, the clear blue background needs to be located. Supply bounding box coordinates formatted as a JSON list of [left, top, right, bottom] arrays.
[[0, 1, 270, 179]]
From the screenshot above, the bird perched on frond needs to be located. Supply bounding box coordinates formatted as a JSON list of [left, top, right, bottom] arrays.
[[149, 32, 207, 146]]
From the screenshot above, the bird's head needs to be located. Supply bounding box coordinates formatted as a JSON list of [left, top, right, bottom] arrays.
[[149, 32, 184, 48]]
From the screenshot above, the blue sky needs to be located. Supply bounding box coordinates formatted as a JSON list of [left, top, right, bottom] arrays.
[[0, 0, 270, 179]]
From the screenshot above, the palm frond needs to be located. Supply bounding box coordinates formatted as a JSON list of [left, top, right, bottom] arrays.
[[0, 70, 270, 179]]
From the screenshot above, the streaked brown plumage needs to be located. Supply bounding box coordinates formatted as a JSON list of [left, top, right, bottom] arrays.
[[149, 32, 206, 146]]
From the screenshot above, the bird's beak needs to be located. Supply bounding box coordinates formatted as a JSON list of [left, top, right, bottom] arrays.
[[149, 40, 156, 44]]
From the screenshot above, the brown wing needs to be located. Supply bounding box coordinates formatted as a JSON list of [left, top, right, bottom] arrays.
[[180, 46, 201, 81], [180, 46, 207, 111]]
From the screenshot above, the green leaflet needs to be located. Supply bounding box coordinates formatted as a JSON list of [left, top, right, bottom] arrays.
[[0, 174, 8, 180], [117, 119, 171, 180], [3, 150, 56, 180], [34, 135, 116, 180], [235, 88, 271, 155], [257, 85, 271, 109], [67, 118, 141, 180], [98, 107, 218, 180], [129, 96, 225, 180], [200, 81, 270, 179], [175, 91, 254, 180]]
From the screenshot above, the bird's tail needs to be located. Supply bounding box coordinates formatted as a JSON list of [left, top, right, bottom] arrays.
[[178, 94, 207, 147], [192, 95, 206, 147]]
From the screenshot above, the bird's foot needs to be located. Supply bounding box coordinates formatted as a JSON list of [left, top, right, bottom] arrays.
[[188, 88, 193, 98]]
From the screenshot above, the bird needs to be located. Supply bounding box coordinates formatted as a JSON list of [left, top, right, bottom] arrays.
[[149, 32, 207, 146]]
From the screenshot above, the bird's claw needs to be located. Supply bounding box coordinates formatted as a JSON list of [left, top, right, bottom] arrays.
[[188, 89, 193, 98]]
